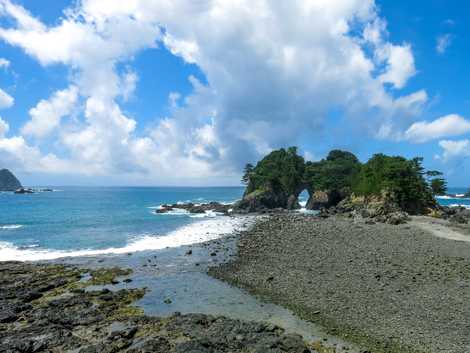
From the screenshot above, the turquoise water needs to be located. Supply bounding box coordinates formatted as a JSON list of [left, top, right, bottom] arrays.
[[436, 187, 470, 208], [0, 185, 462, 262], [0, 187, 244, 261]]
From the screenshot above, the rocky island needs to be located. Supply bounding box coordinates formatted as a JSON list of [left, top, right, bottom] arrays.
[[0, 169, 22, 192], [159, 147, 443, 224]]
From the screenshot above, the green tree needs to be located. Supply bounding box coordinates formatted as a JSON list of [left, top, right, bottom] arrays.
[[241, 163, 254, 184], [304, 150, 361, 192], [430, 178, 447, 196], [245, 147, 305, 195], [352, 154, 435, 214], [425, 170, 443, 178]]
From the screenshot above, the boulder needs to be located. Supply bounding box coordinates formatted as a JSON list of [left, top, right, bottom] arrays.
[[306, 190, 330, 210], [234, 186, 289, 213], [306, 190, 344, 210], [446, 207, 470, 224], [0, 169, 22, 192], [328, 191, 411, 225]]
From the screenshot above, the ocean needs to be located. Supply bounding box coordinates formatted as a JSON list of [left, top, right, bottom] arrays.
[[0, 186, 462, 262], [0, 186, 245, 261], [435, 187, 470, 208]]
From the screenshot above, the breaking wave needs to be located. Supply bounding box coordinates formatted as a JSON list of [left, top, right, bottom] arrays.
[[0, 225, 24, 230], [0, 216, 252, 262]]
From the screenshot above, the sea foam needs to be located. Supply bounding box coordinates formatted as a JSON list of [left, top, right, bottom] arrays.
[[0, 225, 24, 230], [0, 216, 252, 262]]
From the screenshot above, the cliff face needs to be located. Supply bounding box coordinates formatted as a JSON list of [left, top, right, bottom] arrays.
[[0, 169, 22, 191]]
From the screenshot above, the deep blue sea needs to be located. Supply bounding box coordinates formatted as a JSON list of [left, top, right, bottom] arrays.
[[0, 187, 245, 261]]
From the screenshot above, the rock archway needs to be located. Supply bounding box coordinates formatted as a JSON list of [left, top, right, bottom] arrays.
[[287, 185, 345, 211]]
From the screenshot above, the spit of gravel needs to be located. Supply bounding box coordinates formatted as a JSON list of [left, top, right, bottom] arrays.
[[210, 214, 470, 353]]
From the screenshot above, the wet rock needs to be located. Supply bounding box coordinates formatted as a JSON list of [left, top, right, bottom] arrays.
[[14, 187, 35, 194], [0, 262, 313, 353], [156, 202, 232, 215]]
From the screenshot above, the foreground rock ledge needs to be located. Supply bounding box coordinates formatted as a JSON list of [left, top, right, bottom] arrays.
[[0, 261, 314, 353]]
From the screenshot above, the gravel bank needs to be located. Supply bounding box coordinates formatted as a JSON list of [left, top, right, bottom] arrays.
[[210, 214, 470, 353]]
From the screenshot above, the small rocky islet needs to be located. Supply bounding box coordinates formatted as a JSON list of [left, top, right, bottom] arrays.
[[0, 168, 52, 194]]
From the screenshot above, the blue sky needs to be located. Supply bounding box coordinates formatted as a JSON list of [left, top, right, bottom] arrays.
[[0, 0, 469, 186]]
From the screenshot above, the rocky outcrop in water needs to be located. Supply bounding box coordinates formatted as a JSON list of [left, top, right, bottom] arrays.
[[156, 202, 232, 215], [13, 188, 34, 194], [0, 169, 22, 192], [0, 262, 313, 353]]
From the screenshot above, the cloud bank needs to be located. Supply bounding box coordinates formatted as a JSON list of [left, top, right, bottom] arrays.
[[0, 0, 435, 183]]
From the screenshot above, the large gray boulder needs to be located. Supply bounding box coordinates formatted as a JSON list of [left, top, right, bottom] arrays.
[[0, 169, 22, 191]]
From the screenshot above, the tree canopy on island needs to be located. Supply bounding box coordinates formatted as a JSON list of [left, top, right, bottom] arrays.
[[352, 154, 435, 213], [304, 150, 361, 193], [243, 146, 306, 196], [242, 147, 442, 213]]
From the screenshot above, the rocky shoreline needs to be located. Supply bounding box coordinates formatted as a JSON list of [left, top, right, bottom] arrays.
[[0, 261, 314, 353], [210, 214, 470, 353], [5, 211, 470, 353]]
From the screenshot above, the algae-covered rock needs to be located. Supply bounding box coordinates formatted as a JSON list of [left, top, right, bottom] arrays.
[[0, 262, 313, 353]]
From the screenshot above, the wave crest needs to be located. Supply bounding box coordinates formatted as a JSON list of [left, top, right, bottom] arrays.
[[0, 216, 253, 262], [0, 225, 23, 230]]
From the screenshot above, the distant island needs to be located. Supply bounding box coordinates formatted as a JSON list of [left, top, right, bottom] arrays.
[[0, 169, 22, 192]]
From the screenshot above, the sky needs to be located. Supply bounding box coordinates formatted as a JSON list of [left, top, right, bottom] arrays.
[[0, 0, 469, 187]]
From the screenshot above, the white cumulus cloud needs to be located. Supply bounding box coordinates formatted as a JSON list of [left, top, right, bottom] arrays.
[[377, 43, 416, 89], [22, 86, 79, 138], [0, 0, 431, 183], [405, 114, 470, 143], [438, 139, 470, 161]]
